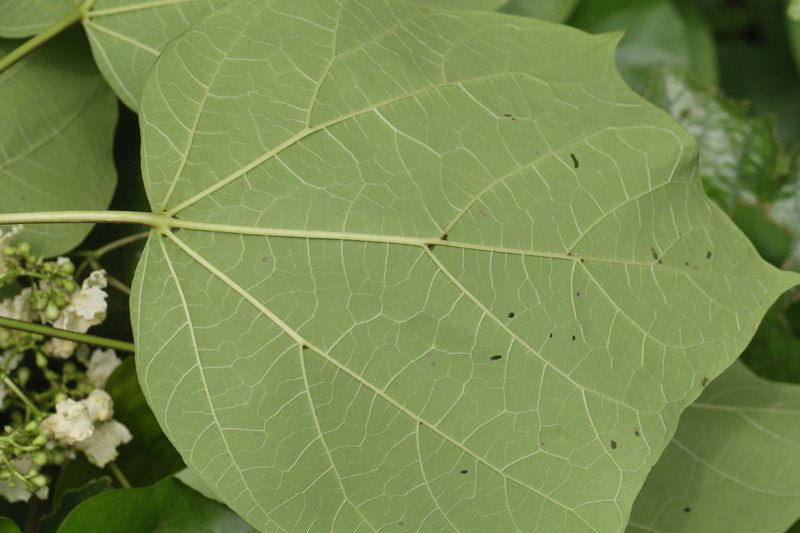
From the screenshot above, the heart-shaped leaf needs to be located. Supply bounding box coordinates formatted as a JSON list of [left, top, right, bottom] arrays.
[[132, 1, 799, 530]]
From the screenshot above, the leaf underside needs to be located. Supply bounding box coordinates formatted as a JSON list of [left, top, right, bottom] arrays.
[[628, 361, 800, 533], [0, 30, 117, 256], [132, 0, 798, 531]]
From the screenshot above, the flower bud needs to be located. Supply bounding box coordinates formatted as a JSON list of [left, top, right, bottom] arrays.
[[50, 450, 65, 465], [8, 479, 16, 488], [53, 293, 67, 308], [24, 420, 38, 432], [27, 469, 38, 478], [31, 475, 48, 488], [60, 261, 75, 276], [17, 243, 31, 256], [35, 352, 48, 368], [16, 366, 30, 386], [62, 279, 76, 293], [2, 246, 13, 256], [0, 470, 10, 480], [53, 392, 67, 404], [45, 301, 60, 321], [32, 452, 48, 466], [32, 434, 48, 447]]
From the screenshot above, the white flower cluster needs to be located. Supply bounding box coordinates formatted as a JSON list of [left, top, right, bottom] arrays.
[[44, 270, 109, 358], [40, 364, 132, 469]]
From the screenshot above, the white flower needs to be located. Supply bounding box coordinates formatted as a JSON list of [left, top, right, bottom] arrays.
[[0, 287, 34, 323], [41, 399, 94, 444], [85, 348, 121, 388], [75, 420, 132, 468], [44, 270, 108, 358], [80, 389, 113, 423], [0, 225, 23, 275]]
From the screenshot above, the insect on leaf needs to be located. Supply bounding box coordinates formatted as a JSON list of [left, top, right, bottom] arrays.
[[132, 0, 800, 530]]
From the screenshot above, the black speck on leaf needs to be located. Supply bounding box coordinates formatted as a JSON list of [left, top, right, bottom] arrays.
[[576, 292, 580, 297], [441, 233, 448, 241], [549, 332, 553, 338], [571, 335, 576, 341], [490, 355, 502, 361], [651, 247, 658, 261], [427, 244, 435, 251], [706, 251, 712, 259], [460, 470, 468, 474], [570, 153, 579, 168], [580, 258, 584, 263], [171, 227, 180, 233], [479, 209, 488, 218], [634, 428, 640, 437], [262, 257, 270, 263], [302, 344, 309, 350], [610, 440, 617, 450], [685, 261, 690, 266], [684, 507, 691, 513], [508, 312, 515, 319], [701, 377, 708, 387]]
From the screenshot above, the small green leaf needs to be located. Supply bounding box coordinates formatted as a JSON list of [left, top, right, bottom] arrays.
[[0, 0, 74, 38], [628, 361, 800, 533], [0, 29, 117, 256], [57, 477, 253, 533], [133, 1, 799, 530], [39, 477, 113, 533], [0, 518, 21, 533], [83, 0, 235, 109], [645, 67, 782, 213], [499, 0, 580, 23]]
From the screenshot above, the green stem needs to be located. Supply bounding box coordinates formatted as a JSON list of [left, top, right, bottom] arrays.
[[108, 462, 131, 489], [2, 376, 43, 418], [74, 231, 150, 260], [0, 316, 134, 353], [0, 0, 97, 74]]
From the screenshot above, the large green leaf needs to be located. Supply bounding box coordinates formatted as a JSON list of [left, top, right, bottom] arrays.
[[0, 30, 117, 256], [0, 0, 74, 38], [132, 0, 799, 530], [628, 361, 800, 533]]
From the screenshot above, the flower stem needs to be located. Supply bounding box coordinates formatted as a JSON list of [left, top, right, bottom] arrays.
[[108, 462, 131, 489], [0, 0, 97, 74], [0, 316, 134, 353], [2, 376, 43, 418], [74, 231, 150, 260]]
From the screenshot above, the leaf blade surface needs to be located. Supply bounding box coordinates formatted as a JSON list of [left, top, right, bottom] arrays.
[[134, 1, 800, 530]]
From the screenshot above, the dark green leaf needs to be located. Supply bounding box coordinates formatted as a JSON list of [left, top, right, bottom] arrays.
[[499, 0, 580, 23], [0, 518, 21, 533], [56, 477, 252, 533], [39, 477, 112, 533]]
